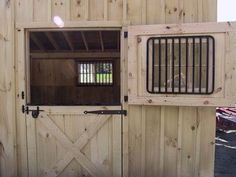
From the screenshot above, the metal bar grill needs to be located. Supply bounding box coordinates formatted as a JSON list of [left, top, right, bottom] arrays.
[[77, 60, 114, 86], [147, 35, 215, 94]]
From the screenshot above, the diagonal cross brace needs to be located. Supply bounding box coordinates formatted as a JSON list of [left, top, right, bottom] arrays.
[[41, 113, 111, 177]]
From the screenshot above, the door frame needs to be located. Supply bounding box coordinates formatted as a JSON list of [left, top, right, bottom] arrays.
[[15, 21, 127, 177]]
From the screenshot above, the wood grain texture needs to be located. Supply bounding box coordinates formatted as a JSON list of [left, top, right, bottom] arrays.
[[0, 1, 17, 177], [9, 1, 218, 177], [128, 106, 216, 177]]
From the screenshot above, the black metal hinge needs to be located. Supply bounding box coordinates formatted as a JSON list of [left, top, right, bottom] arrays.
[[84, 110, 127, 116], [21, 91, 25, 99], [22, 105, 44, 118], [124, 95, 128, 102], [124, 31, 128, 38]]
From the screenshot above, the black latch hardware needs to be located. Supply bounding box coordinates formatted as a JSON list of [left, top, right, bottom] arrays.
[[84, 110, 127, 116], [22, 105, 44, 118], [124, 31, 128, 38], [124, 96, 128, 102], [21, 91, 25, 99]]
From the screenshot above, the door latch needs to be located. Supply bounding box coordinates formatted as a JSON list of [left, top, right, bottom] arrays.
[[84, 110, 127, 116], [22, 106, 44, 118]]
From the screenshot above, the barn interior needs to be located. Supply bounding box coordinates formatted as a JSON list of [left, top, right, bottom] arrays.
[[28, 30, 121, 105]]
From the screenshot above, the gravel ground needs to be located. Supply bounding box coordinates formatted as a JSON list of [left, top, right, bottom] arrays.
[[215, 130, 236, 177]]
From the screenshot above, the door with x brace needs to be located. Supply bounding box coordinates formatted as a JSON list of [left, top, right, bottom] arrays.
[[25, 107, 122, 177], [17, 28, 122, 177]]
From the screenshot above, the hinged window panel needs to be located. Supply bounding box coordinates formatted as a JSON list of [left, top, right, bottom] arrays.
[[128, 22, 236, 106]]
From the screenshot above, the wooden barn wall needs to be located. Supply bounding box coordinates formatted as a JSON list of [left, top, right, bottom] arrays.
[[13, 0, 217, 177], [0, 1, 16, 177], [14, 0, 216, 24]]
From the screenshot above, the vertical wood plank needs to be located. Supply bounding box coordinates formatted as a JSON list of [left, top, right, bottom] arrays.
[[159, 106, 165, 177], [33, 0, 50, 21], [104, 0, 108, 20], [112, 115, 122, 177], [51, 0, 67, 20], [146, 0, 165, 24], [1, 1, 17, 176], [128, 106, 142, 177], [180, 107, 198, 177], [163, 106, 178, 177], [122, 0, 128, 24], [89, 0, 104, 20], [198, 107, 216, 177], [140, 106, 146, 177], [16, 29, 29, 177], [127, 0, 142, 25], [197, 0, 203, 22], [15, 0, 33, 22], [202, 0, 217, 22], [65, 0, 71, 20], [165, 0, 179, 23], [183, 0, 198, 23], [108, 0, 123, 22], [176, 107, 183, 177], [141, 0, 147, 24], [27, 119, 38, 177], [145, 106, 161, 177]]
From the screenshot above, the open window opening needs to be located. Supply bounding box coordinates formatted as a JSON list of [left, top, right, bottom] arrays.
[[27, 30, 121, 105]]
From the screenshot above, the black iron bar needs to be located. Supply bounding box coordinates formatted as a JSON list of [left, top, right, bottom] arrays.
[[186, 37, 188, 93], [165, 38, 168, 92], [158, 39, 162, 93], [146, 39, 150, 92], [212, 37, 215, 94], [206, 37, 209, 93], [179, 38, 181, 93], [172, 38, 175, 93], [199, 38, 202, 93], [152, 39, 155, 92], [192, 37, 195, 93]]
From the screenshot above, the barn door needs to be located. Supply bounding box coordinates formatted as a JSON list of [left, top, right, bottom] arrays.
[[17, 29, 123, 177]]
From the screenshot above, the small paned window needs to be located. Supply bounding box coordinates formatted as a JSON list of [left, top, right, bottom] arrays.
[[77, 61, 113, 86], [147, 36, 215, 94]]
